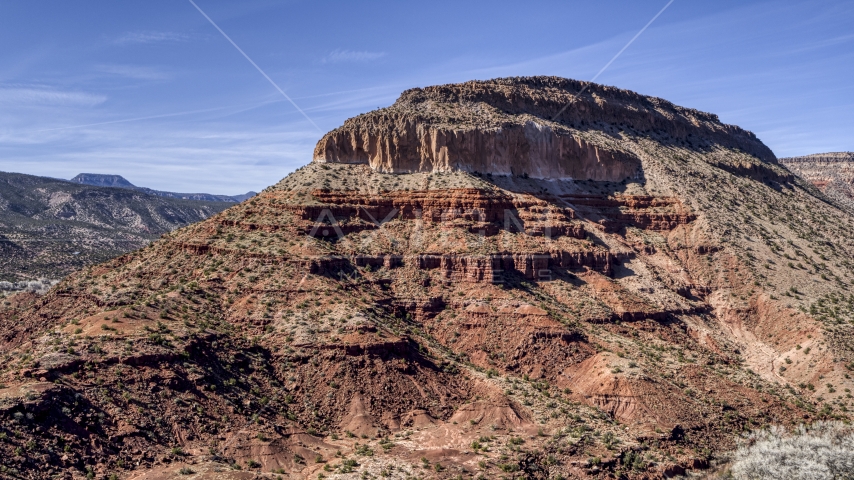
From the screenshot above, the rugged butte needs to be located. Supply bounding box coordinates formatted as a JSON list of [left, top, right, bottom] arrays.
[[2, 76, 854, 479]]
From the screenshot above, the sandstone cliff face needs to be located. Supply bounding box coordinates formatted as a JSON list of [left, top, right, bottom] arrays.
[[315, 117, 642, 181], [314, 76, 777, 180]]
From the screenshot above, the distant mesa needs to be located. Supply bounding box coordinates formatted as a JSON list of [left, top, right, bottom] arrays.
[[69, 173, 256, 203], [780, 152, 854, 213], [779, 152, 854, 164], [69, 173, 135, 188]]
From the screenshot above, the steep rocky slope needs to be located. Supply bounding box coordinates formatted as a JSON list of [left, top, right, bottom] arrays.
[[2, 77, 854, 479], [0, 172, 231, 283], [780, 152, 854, 213]]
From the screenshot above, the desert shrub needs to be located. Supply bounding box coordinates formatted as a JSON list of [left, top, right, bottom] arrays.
[[354, 443, 373, 456], [730, 422, 854, 479], [498, 462, 519, 472]]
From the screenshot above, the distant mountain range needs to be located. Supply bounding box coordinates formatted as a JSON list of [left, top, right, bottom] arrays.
[[69, 173, 256, 203], [0, 171, 235, 282]]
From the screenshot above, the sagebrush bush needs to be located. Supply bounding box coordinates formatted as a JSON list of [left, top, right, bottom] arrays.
[[730, 422, 854, 479]]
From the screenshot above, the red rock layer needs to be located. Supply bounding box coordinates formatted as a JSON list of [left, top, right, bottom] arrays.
[[560, 194, 696, 232], [281, 189, 587, 239]]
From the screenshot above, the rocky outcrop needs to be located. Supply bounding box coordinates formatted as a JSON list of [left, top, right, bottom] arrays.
[[299, 250, 615, 281], [283, 189, 587, 239], [309, 188, 519, 223], [561, 194, 695, 232], [412, 250, 615, 281], [315, 118, 643, 181], [314, 76, 777, 179]]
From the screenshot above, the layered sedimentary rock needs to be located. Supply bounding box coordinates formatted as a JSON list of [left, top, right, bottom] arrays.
[[316, 118, 642, 181], [781, 152, 854, 212], [314, 76, 776, 180], [781, 152, 854, 164], [288, 189, 585, 238], [561, 194, 696, 232], [294, 250, 615, 283]]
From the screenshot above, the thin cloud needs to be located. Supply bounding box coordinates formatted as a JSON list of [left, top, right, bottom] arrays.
[[96, 64, 172, 80], [784, 33, 854, 55], [115, 31, 190, 45], [322, 49, 387, 64], [0, 87, 106, 107]]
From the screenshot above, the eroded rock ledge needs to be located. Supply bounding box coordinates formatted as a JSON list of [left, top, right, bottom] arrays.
[[313, 76, 776, 180]]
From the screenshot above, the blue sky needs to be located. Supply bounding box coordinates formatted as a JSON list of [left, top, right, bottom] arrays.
[[0, 0, 851, 194]]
